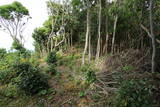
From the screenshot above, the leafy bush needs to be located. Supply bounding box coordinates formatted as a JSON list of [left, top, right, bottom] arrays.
[[12, 63, 49, 95], [79, 65, 97, 84], [112, 79, 155, 107], [46, 51, 57, 65], [85, 70, 96, 84]]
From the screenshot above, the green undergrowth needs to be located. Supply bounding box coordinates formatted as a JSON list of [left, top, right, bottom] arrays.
[[1, 49, 158, 107]]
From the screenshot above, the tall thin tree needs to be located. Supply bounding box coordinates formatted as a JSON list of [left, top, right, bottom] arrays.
[[149, 0, 156, 73]]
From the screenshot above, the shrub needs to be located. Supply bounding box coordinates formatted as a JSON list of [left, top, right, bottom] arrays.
[[85, 70, 96, 84], [46, 51, 57, 65], [112, 79, 155, 107], [79, 65, 96, 84], [12, 63, 49, 95]]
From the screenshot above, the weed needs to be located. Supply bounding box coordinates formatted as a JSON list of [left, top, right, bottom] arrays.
[[79, 91, 86, 97], [122, 65, 134, 71]]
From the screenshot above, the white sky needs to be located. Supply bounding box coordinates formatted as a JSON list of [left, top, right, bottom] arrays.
[[0, 0, 49, 50]]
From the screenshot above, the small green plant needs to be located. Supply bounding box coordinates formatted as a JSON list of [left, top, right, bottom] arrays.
[[80, 65, 97, 84], [46, 51, 57, 65], [79, 91, 86, 97], [85, 70, 96, 84], [38, 90, 48, 96], [122, 65, 134, 71], [38, 88, 55, 96]]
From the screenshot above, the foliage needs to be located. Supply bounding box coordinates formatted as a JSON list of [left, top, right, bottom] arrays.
[[79, 91, 86, 97], [0, 1, 29, 19], [112, 79, 155, 107], [122, 65, 134, 71], [12, 62, 49, 95], [0, 48, 7, 60], [57, 53, 80, 69], [84, 67, 96, 84], [38, 88, 55, 96], [28, 53, 40, 67], [0, 70, 14, 84], [32, 27, 50, 55], [0, 83, 19, 98], [11, 40, 31, 58], [12, 40, 25, 51], [0, 1, 30, 47], [46, 51, 57, 65], [79, 64, 92, 72], [0, 53, 19, 71]]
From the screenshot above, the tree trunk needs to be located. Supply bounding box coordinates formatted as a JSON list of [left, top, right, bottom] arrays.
[[111, 15, 118, 54], [82, 8, 91, 65], [103, 14, 109, 54], [71, 30, 73, 48], [88, 32, 91, 62], [149, 0, 156, 73], [96, 0, 102, 60]]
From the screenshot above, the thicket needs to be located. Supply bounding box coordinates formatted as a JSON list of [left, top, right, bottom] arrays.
[[12, 63, 49, 95], [46, 51, 57, 65], [0, 48, 49, 96], [112, 79, 155, 107]]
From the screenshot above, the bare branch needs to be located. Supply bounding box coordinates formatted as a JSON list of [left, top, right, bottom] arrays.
[[140, 24, 160, 44]]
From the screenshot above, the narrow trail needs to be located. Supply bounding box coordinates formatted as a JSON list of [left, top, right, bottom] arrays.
[[47, 66, 91, 107]]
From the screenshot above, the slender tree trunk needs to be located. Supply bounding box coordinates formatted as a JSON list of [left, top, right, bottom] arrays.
[[68, 34, 71, 48], [96, 0, 102, 60], [82, 8, 91, 65], [103, 0, 109, 54], [71, 30, 73, 48], [149, 0, 156, 73], [103, 15, 109, 54], [51, 38, 53, 52], [111, 15, 118, 54], [88, 32, 91, 62]]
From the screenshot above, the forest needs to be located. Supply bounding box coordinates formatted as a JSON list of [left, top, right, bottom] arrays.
[[0, 0, 160, 106]]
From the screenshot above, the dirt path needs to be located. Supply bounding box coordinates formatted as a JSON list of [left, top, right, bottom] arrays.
[[47, 66, 91, 107]]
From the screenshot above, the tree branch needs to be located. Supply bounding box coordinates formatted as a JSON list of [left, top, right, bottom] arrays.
[[140, 24, 160, 44]]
